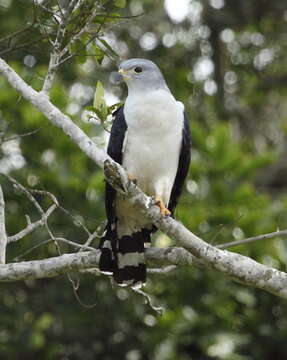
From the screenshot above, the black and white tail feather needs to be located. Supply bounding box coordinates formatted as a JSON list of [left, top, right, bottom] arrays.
[[99, 224, 151, 285], [99, 105, 191, 286]]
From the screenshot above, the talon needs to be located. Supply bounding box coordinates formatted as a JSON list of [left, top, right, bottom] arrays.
[[155, 197, 171, 216], [128, 174, 137, 185]]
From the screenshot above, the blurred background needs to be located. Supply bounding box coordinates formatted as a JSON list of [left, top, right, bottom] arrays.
[[1, 0, 287, 359]]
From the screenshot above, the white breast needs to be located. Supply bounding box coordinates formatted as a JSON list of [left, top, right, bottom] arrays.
[[122, 88, 184, 205]]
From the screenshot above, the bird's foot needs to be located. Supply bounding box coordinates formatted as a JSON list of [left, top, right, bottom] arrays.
[[155, 197, 171, 216], [128, 174, 137, 185]]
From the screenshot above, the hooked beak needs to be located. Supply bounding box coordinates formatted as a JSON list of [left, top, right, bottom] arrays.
[[118, 68, 130, 79]]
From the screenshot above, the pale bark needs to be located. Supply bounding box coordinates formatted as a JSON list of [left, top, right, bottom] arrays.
[[0, 247, 193, 282], [1, 57, 287, 299], [0, 58, 108, 168], [104, 160, 287, 299], [0, 185, 7, 264], [8, 204, 57, 243]]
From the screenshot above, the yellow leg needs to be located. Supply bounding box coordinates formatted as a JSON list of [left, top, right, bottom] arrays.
[[155, 196, 171, 216], [128, 174, 137, 185]]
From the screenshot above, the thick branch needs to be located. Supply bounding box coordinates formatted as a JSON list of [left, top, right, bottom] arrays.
[[0, 185, 7, 264], [1, 57, 287, 299], [0, 58, 108, 168], [0, 247, 194, 282], [104, 160, 287, 299], [0, 250, 100, 281]]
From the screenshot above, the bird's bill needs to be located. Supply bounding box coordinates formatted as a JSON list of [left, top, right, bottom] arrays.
[[118, 68, 131, 79], [118, 68, 127, 75]]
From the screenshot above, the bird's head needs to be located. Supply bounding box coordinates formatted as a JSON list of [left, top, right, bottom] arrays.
[[113, 58, 168, 92]]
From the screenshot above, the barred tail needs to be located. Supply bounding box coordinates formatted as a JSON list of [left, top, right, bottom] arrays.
[[99, 227, 151, 285]]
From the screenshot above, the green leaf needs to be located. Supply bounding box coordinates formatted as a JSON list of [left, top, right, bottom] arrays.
[[85, 106, 96, 112], [94, 13, 121, 24], [93, 81, 105, 109], [68, 40, 82, 55], [92, 82, 109, 123], [92, 108, 106, 123], [90, 44, 105, 64], [108, 102, 123, 114], [114, 0, 126, 8]]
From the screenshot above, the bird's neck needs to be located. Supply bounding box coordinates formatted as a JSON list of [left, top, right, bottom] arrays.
[[126, 83, 170, 97]]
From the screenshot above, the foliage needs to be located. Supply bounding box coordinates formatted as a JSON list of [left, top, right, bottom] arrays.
[[1, 0, 287, 359]]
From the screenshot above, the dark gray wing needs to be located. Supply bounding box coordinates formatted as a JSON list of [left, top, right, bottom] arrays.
[[105, 106, 127, 224], [168, 112, 191, 215], [105, 107, 190, 222]]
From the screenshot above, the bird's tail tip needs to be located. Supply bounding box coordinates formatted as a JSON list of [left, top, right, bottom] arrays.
[[99, 228, 150, 286]]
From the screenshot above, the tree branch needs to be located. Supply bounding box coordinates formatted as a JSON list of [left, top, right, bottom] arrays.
[[0, 185, 7, 264], [7, 203, 57, 243], [218, 229, 287, 249], [0, 247, 195, 282], [41, 52, 60, 95], [0, 250, 100, 282], [1, 57, 287, 299], [40, 0, 76, 95], [0, 57, 108, 167], [103, 160, 287, 299]]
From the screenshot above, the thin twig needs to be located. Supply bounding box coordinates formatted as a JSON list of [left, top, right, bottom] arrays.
[[8, 204, 57, 243], [58, 10, 102, 63], [2, 174, 44, 215], [34, 0, 60, 17], [30, 189, 93, 238], [40, 0, 84, 94], [41, 0, 102, 94], [131, 287, 164, 315], [78, 223, 104, 251], [0, 36, 47, 56], [0, 25, 34, 44], [57, 1, 119, 67], [2, 127, 42, 143], [68, 272, 98, 308], [13, 239, 53, 261], [218, 229, 287, 249], [13, 236, 94, 261], [53, 237, 95, 251], [41, 14, 66, 93], [1, 175, 61, 256]]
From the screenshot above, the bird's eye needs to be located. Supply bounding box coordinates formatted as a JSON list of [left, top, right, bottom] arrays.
[[134, 66, 143, 73]]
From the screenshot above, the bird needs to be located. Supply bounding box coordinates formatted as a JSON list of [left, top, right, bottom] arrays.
[[99, 58, 191, 286]]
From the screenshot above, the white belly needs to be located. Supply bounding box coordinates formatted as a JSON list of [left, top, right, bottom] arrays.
[[122, 89, 184, 204], [115, 89, 184, 237]]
